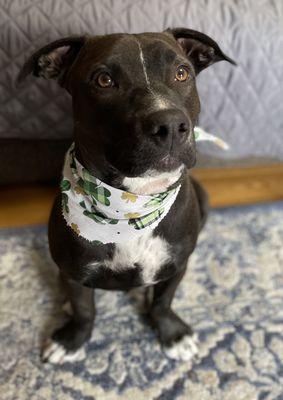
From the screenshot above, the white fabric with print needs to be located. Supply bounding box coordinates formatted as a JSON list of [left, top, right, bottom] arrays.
[[61, 144, 181, 244]]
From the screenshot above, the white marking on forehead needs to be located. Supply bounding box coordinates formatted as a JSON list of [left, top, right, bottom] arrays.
[[136, 40, 153, 92], [136, 40, 172, 111]]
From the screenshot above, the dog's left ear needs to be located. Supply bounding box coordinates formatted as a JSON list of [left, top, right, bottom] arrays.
[[167, 28, 236, 74], [17, 36, 86, 87]]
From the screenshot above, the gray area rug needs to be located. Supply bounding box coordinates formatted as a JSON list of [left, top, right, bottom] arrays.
[[1, 203, 283, 400]]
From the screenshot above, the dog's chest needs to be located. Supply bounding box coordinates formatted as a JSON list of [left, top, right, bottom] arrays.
[[104, 231, 171, 284]]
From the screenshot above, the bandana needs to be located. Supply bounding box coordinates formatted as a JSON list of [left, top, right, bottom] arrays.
[[61, 144, 181, 244], [61, 128, 228, 244], [193, 127, 230, 150]]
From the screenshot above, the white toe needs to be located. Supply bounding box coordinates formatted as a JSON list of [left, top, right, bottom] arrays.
[[59, 347, 86, 362], [48, 343, 66, 364], [42, 340, 58, 360], [42, 340, 86, 364], [164, 333, 199, 361]]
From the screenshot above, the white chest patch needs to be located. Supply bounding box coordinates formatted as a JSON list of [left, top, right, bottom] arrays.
[[102, 230, 171, 284]]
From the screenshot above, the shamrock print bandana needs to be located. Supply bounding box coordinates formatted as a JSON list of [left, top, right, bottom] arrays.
[[193, 127, 230, 150], [61, 144, 181, 244]]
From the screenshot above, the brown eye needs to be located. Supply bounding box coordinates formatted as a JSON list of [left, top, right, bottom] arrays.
[[175, 66, 189, 82], [97, 72, 114, 88]]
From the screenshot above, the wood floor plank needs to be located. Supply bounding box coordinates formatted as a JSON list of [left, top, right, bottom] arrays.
[[0, 164, 283, 228]]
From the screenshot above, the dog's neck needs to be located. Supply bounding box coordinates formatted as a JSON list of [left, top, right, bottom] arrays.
[[75, 143, 185, 196]]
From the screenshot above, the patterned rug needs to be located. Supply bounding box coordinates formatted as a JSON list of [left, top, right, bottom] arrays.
[[1, 202, 283, 400]]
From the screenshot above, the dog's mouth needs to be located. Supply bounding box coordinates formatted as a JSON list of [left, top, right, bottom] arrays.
[[155, 137, 196, 171], [103, 126, 196, 178], [107, 145, 195, 178], [156, 154, 183, 170]]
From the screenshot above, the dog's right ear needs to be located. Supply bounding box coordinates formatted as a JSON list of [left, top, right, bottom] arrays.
[[17, 36, 86, 86]]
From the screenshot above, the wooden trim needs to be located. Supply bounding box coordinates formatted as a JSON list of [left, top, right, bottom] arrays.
[[0, 186, 57, 228], [0, 163, 283, 228], [192, 163, 283, 208]]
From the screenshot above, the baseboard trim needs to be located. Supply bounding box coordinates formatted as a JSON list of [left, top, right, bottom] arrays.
[[192, 163, 283, 208]]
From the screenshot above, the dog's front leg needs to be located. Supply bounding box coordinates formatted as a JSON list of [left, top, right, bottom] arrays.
[[42, 275, 95, 364], [149, 267, 198, 361]]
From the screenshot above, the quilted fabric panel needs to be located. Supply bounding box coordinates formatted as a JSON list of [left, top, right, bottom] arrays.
[[0, 0, 283, 161]]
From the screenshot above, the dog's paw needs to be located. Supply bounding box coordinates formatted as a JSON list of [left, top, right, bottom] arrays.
[[163, 333, 199, 361], [151, 309, 193, 343], [42, 318, 93, 364], [42, 339, 86, 364]]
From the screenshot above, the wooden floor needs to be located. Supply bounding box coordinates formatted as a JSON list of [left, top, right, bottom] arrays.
[[1, 164, 283, 228]]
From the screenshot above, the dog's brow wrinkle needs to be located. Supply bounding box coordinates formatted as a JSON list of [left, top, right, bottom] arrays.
[[136, 40, 153, 93]]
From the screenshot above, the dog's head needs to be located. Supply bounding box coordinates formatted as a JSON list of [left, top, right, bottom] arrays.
[[18, 29, 235, 179]]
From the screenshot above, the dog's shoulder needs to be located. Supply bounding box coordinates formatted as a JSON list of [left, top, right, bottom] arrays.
[[189, 174, 209, 230]]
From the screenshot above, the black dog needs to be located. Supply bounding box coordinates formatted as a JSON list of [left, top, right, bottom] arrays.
[[19, 28, 234, 363]]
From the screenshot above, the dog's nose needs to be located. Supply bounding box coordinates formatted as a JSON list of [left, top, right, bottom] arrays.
[[144, 110, 190, 143]]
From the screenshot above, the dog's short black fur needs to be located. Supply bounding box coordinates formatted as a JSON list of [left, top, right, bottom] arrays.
[[19, 28, 235, 359]]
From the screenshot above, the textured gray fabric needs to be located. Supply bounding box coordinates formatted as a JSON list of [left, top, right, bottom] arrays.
[[1, 0, 283, 163]]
